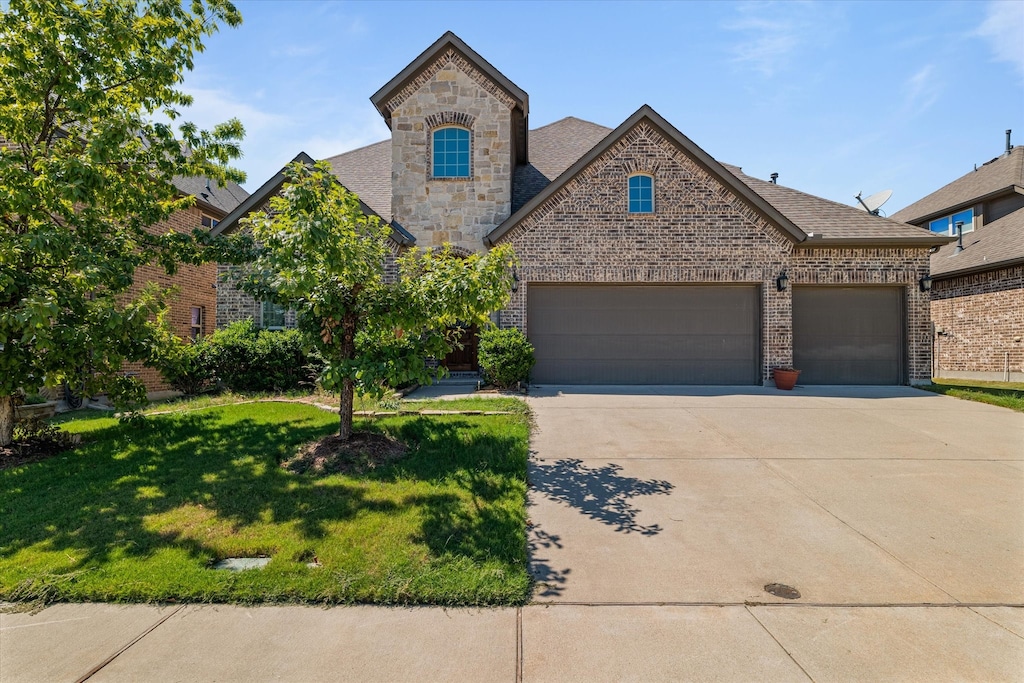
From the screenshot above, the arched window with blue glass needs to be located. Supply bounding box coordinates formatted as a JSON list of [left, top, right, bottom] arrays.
[[628, 174, 654, 213], [432, 126, 471, 178]]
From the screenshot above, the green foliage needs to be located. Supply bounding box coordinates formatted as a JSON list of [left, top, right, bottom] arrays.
[[478, 328, 536, 389], [21, 393, 48, 406], [226, 161, 517, 437], [0, 402, 531, 605], [922, 379, 1024, 413], [0, 0, 244, 444], [152, 318, 217, 397], [205, 320, 323, 393]]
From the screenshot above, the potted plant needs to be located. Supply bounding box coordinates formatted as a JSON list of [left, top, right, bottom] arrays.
[[772, 367, 801, 391]]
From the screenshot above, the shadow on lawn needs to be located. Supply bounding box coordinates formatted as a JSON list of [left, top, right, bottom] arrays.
[[0, 409, 528, 585]]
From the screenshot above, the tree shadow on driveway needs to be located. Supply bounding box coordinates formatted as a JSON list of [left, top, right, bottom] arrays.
[[530, 458, 674, 535], [527, 458, 674, 598]]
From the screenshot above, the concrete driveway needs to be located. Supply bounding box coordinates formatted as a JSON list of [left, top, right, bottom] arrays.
[[525, 385, 1024, 680]]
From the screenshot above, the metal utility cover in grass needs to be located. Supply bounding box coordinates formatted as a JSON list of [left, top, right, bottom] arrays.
[[212, 557, 272, 571]]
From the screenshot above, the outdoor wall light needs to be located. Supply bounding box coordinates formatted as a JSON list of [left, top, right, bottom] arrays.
[[511, 269, 519, 293], [776, 272, 789, 292], [919, 275, 933, 292]]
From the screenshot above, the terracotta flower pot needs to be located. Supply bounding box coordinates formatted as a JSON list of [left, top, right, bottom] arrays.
[[773, 368, 801, 391]]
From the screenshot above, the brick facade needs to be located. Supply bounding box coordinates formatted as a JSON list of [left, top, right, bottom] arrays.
[[122, 204, 218, 392], [495, 123, 933, 384], [930, 266, 1024, 381]]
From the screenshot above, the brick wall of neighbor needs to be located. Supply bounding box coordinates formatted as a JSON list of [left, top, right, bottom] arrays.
[[123, 205, 218, 392], [387, 49, 515, 253], [930, 265, 1024, 380], [496, 122, 933, 383]]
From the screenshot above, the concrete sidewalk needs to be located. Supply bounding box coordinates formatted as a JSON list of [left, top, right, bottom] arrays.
[[3, 602, 1022, 681], [3, 386, 1023, 681]]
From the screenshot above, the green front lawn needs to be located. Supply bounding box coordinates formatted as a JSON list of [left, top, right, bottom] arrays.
[[920, 378, 1024, 413], [0, 401, 530, 605]]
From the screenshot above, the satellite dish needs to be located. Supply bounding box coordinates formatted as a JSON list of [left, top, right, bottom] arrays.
[[854, 189, 893, 216]]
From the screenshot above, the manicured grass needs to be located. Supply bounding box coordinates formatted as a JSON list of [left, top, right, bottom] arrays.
[[920, 378, 1024, 413], [1, 401, 530, 605]]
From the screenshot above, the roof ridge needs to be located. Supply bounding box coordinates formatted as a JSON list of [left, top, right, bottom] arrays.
[[322, 138, 390, 162], [530, 115, 610, 132]]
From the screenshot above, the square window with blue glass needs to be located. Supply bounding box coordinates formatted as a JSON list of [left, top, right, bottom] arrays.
[[432, 127, 471, 178], [629, 175, 654, 213]]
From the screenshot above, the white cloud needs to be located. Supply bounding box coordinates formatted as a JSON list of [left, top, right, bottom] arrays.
[[725, 1, 841, 77], [178, 86, 290, 134], [298, 111, 391, 160], [901, 64, 940, 116], [975, 0, 1024, 80]]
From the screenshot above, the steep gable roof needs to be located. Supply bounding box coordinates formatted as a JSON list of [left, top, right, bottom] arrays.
[[209, 152, 414, 246], [370, 31, 528, 129], [171, 175, 249, 217], [324, 140, 393, 220], [487, 105, 808, 246], [891, 146, 1024, 224]]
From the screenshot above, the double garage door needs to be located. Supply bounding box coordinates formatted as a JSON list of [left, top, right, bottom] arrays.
[[527, 284, 905, 385]]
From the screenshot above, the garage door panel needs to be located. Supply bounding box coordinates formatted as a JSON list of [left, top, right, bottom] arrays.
[[793, 287, 904, 385], [528, 285, 760, 385]]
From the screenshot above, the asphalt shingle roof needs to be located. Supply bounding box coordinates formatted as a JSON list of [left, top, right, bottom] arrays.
[[890, 146, 1024, 224], [324, 140, 393, 219], [930, 209, 1024, 277], [734, 171, 939, 242], [324, 114, 941, 246], [171, 175, 249, 216]]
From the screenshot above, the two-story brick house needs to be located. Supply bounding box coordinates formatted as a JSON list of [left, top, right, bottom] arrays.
[[216, 32, 945, 386], [891, 137, 1024, 382]]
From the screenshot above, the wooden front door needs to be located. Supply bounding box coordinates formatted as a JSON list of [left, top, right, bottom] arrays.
[[442, 324, 479, 372]]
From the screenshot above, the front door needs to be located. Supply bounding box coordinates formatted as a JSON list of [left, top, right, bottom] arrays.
[[442, 324, 479, 372]]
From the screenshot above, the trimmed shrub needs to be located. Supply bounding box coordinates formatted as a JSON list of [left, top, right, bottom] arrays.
[[478, 328, 535, 389], [153, 332, 218, 397], [206, 320, 323, 393]]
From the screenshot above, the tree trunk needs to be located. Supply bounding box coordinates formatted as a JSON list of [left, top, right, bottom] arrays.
[[0, 395, 14, 448], [339, 377, 354, 441], [337, 311, 358, 441]]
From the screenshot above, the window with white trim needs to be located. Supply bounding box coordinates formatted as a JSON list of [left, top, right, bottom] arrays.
[[189, 306, 204, 339], [261, 301, 286, 330], [200, 213, 219, 229]]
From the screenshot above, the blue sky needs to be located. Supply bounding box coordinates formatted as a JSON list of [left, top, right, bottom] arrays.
[[181, 0, 1024, 215]]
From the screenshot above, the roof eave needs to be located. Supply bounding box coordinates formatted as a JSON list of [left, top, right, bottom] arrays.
[[932, 255, 1024, 280], [370, 31, 528, 128], [895, 185, 1024, 225], [798, 235, 953, 248], [486, 105, 807, 246]]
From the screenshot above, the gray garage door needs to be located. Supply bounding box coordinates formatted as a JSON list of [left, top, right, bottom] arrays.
[[527, 284, 760, 385], [792, 286, 905, 385]]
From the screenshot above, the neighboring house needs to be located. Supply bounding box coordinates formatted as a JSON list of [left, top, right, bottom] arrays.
[[217, 32, 945, 386], [891, 139, 1024, 382], [122, 176, 249, 392]]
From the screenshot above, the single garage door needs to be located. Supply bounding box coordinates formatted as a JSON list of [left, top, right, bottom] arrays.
[[792, 286, 905, 385], [528, 284, 760, 385]]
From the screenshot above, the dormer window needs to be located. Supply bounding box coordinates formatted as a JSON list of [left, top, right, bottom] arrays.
[[928, 208, 974, 236], [628, 174, 654, 213], [432, 126, 471, 178]]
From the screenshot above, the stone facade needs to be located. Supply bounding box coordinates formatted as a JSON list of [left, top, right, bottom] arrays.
[[388, 50, 514, 253], [931, 265, 1024, 381], [496, 122, 933, 384]]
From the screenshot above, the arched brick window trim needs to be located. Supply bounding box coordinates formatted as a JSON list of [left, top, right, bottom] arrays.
[[424, 111, 476, 130]]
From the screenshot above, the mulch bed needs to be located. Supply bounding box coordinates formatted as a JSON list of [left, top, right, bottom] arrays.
[[0, 435, 81, 471], [281, 432, 408, 476]]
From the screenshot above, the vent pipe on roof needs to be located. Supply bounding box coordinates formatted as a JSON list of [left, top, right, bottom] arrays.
[[770, 172, 779, 184], [1006, 129, 1013, 154]]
